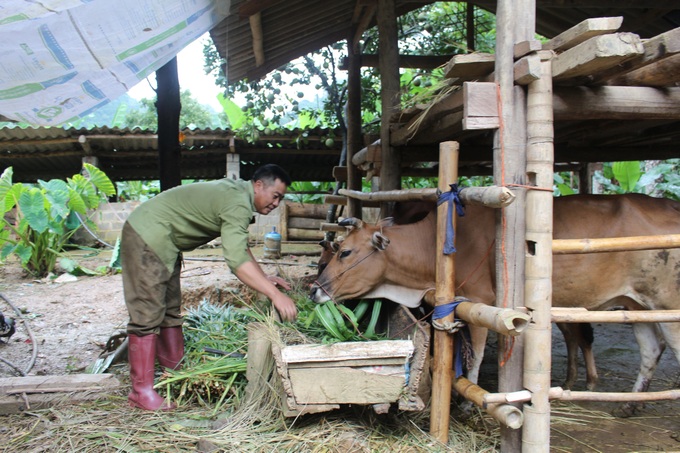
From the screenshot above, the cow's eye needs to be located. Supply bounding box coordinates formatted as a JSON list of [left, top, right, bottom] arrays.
[[339, 249, 351, 259]]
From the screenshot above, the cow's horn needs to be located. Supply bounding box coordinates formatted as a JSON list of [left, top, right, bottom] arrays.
[[338, 217, 363, 229]]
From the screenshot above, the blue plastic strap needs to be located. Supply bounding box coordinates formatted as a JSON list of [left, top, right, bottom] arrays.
[[436, 184, 465, 255], [432, 298, 471, 378]]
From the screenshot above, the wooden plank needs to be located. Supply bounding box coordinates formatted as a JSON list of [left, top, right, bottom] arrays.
[[463, 81, 498, 130], [288, 366, 406, 404], [287, 357, 407, 369], [590, 27, 680, 85], [287, 217, 322, 230], [286, 203, 329, 219], [281, 339, 414, 364], [444, 53, 495, 81], [552, 32, 644, 81], [543, 16, 624, 51], [0, 373, 120, 394], [514, 40, 542, 59], [0, 374, 120, 415], [287, 228, 325, 241]]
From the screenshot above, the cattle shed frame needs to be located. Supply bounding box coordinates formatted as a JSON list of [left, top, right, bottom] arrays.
[[329, 2, 680, 450]]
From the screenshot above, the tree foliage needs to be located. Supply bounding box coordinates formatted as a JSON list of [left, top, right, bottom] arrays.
[[124, 89, 226, 130]]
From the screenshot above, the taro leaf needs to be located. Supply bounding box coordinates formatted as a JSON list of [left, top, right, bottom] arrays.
[[67, 187, 88, 214], [82, 163, 115, 197], [2, 183, 23, 214], [13, 243, 32, 265], [612, 161, 641, 192], [0, 167, 13, 209], [68, 174, 99, 208], [19, 188, 49, 233], [59, 257, 98, 276], [1, 241, 16, 260], [109, 237, 121, 270], [39, 179, 70, 219]]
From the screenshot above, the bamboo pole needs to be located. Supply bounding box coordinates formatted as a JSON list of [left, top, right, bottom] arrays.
[[453, 377, 524, 429], [551, 307, 680, 323], [484, 387, 680, 405], [338, 185, 516, 208], [430, 141, 459, 443], [523, 52, 554, 453], [553, 234, 680, 254], [455, 301, 531, 336]]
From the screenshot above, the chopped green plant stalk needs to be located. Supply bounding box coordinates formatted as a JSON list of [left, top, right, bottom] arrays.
[[314, 303, 345, 340], [326, 302, 353, 340], [352, 299, 370, 322], [365, 299, 383, 339]]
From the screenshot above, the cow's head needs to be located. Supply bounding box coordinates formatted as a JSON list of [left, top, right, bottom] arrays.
[[310, 217, 392, 303], [317, 239, 340, 276]]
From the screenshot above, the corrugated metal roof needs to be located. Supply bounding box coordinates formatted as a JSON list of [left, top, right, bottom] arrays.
[[0, 126, 343, 183]]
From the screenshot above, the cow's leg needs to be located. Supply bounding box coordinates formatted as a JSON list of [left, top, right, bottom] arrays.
[[452, 325, 488, 417], [557, 323, 580, 390], [464, 325, 489, 385], [613, 322, 666, 418], [580, 323, 599, 391], [556, 323, 598, 390]]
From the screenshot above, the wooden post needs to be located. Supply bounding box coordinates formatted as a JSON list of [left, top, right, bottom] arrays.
[[377, 0, 401, 217], [430, 141, 459, 443], [494, 1, 531, 450], [346, 30, 363, 219], [156, 56, 182, 191], [523, 52, 554, 453]]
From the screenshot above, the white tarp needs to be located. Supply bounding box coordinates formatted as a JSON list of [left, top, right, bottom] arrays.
[[0, 0, 228, 126]]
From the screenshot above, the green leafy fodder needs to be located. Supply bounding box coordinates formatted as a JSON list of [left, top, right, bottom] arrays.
[[156, 301, 260, 408]]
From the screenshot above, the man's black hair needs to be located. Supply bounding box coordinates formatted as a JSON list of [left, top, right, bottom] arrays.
[[252, 164, 292, 186]]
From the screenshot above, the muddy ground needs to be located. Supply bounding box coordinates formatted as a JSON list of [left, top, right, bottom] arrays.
[[0, 244, 678, 452]]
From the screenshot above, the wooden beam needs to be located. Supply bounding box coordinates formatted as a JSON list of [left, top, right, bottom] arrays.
[[553, 86, 680, 120], [352, 3, 378, 53], [543, 16, 624, 51], [552, 32, 644, 81], [238, 0, 284, 18], [341, 54, 454, 70], [249, 13, 265, 67], [607, 52, 680, 87]]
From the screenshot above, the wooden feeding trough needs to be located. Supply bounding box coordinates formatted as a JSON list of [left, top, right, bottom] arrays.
[[245, 303, 431, 417]]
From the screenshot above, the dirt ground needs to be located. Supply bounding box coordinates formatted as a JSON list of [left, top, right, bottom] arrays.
[[0, 244, 679, 452]]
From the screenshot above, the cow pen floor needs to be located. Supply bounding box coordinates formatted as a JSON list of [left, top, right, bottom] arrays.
[[0, 245, 679, 451]]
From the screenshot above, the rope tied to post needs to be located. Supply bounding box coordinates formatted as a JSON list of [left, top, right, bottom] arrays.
[[436, 183, 465, 254], [432, 296, 473, 378]]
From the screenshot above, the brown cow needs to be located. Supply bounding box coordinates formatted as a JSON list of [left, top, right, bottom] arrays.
[[317, 202, 599, 391], [311, 194, 680, 416]]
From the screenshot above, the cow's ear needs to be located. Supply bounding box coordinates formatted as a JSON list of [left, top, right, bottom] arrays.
[[377, 217, 395, 227], [372, 232, 390, 250]]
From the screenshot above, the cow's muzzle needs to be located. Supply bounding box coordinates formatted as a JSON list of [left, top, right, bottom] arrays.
[[309, 283, 331, 303]]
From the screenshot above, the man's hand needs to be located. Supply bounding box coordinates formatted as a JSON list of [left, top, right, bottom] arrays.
[[271, 292, 298, 321], [268, 275, 291, 290]]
